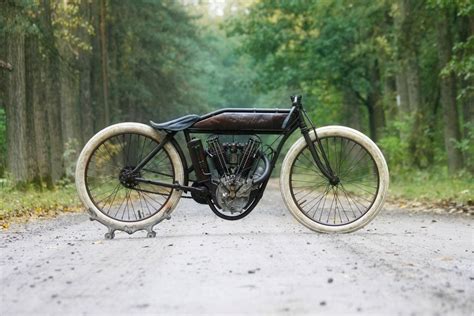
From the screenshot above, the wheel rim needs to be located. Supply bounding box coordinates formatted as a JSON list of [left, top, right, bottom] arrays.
[[289, 136, 380, 226], [85, 132, 175, 222]]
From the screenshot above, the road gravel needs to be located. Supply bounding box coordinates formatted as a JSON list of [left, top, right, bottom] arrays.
[[1, 184, 473, 315]]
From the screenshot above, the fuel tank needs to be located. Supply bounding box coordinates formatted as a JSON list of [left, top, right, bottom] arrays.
[[189, 108, 293, 134]]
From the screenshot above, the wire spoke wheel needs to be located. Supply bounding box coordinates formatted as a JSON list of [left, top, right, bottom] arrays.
[[85, 132, 175, 222], [289, 135, 379, 226]]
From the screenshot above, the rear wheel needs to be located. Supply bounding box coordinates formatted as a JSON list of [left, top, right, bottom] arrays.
[[280, 126, 389, 233], [75, 123, 184, 233]]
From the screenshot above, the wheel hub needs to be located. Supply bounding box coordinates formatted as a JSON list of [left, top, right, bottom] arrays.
[[329, 176, 340, 186], [119, 166, 141, 188]]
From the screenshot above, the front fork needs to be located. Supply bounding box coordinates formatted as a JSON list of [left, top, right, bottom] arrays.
[[297, 105, 339, 185]]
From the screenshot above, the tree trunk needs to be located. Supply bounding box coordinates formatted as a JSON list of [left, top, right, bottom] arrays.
[[99, 0, 110, 125], [0, 35, 5, 177], [25, 35, 51, 186], [405, 58, 422, 112], [79, 0, 94, 144], [397, 0, 423, 113], [343, 89, 361, 131], [458, 14, 474, 170], [384, 76, 398, 121], [79, 62, 93, 144], [0, 35, 6, 102], [365, 96, 384, 143], [59, 52, 81, 178], [396, 0, 431, 166], [41, 0, 64, 182], [36, 56, 53, 187], [461, 16, 474, 135], [364, 102, 377, 142], [109, 20, 121, 122], [370, 64, 385, 142], [46, 54, 64, 182], [89, 0, 103, 131], [373, 102, 385, 142], [437, 9, 463, 173], [395, 0, 410, 116], [59, 60, 80, 146], [6, 32, 29, 184], [395, 66, 410, 112]]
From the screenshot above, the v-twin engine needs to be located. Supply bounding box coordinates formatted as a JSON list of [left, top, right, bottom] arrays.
[[206, 135, 264, 214]]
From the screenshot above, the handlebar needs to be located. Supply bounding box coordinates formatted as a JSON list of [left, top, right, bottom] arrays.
[[290, 95, 302, 107]]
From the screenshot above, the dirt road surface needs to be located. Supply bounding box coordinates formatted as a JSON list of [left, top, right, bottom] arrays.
[[1, 185, 473, 315]]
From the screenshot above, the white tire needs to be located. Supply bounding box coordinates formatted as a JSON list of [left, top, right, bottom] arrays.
[[75, 123, 184, 233], [280, 126, 389, 233]]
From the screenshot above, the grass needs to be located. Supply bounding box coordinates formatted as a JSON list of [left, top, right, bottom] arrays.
[[388, 170, 473, 207], [0, 184, 81, 228]]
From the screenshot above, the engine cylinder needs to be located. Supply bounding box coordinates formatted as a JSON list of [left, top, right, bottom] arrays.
[[207, 135, 229, 176], [237, 136, 261, 177]]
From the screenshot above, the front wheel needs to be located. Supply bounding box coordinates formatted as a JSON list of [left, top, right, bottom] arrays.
[[280, 126, 389, 233]]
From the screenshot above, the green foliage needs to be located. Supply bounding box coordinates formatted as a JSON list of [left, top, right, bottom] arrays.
[[378, 135, 408, 171], [443, 37, 474, 101], [453, 121, 474, 168], [390, 168, 473, 205], [229, 0, 472, 175], [429, 0, 474, 101], [51, 0, 94, 53], [191, 26, 259, 109], [228, 0, 390, 101], [0, 0, 37, 35], [108, 0, 207, 121], [378, 116, 414, 171]]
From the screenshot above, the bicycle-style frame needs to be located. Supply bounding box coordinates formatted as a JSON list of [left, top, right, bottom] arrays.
[[130, 96, 338, 208]]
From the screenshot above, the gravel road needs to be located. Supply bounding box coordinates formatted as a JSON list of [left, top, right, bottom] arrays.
[[1, 184, 473, 316]]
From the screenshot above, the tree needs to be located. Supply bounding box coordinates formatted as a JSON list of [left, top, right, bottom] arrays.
[[0, 0, 207, 185], [437, 8, 464, 172], [229, 0, 391, 141], [230, 0, 472, 174]]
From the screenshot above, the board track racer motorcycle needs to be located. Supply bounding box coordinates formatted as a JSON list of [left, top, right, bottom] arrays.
[[75, 96, 389, 239]]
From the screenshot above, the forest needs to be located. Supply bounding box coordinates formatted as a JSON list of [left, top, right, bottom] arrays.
[[0, 0, 472, 202]]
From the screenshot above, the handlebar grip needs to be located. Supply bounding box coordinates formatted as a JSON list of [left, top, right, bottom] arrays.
[[290, 95, 302, 106]]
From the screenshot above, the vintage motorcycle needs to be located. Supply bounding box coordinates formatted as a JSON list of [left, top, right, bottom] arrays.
[[75, 96, 389, 239]]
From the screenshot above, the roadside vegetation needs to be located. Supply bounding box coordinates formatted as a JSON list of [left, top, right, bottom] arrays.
[[0, 183, 78, 228], [390, 171, 472, 211]]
